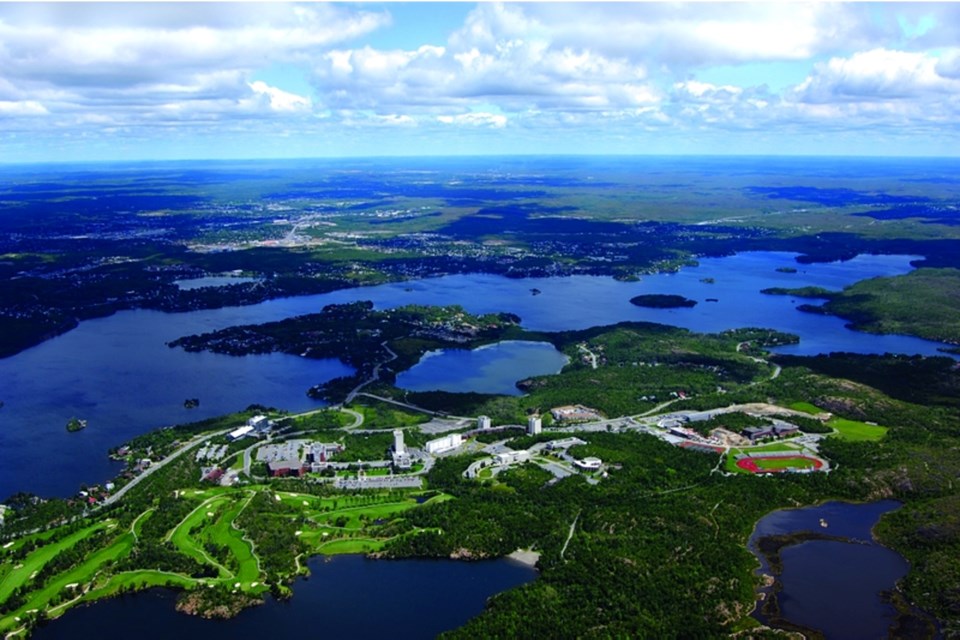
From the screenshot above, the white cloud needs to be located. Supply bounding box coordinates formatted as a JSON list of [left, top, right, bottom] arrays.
[[0, 100, 47, 116], [793, 48, 960, 103], [437, 112, 507, 128], [3, 2, 960, 157], [248, 81, 310, 113]]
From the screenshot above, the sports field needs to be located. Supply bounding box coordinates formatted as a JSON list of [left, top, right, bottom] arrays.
[[735, 455, 824, 474]]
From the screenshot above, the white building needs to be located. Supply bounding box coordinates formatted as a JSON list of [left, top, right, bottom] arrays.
[[527, 415, 542, 435], [425, 433, 463, 455], [228, 425, 254, 441], [393, 429, 406, 456], [391, 429, 412, 469], [494, 450, 532, 466], [477, 415, 492, 430], [248, 415, 272, 433], [574, 457, 603, 471]]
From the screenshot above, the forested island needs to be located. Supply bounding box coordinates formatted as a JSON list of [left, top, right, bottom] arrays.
[[629, 293, 698, 308]]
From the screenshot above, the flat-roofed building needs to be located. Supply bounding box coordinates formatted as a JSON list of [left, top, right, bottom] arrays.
[[228, 425, 254, 441], [494, 450, 531, 466], [425, 433, 463, 455]]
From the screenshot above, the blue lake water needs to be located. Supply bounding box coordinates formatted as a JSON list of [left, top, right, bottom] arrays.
[[750, 500, 910, 638], [395, 341, 569, 395], [1, 251, 955, 498], [32, 555, 536, 640]]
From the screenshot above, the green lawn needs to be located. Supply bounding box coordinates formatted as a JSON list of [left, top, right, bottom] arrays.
[[752, 456, 819, 471], [829, 417, 888, 441], [206, 495, 260, 585], [168, 496, 233, 578], [308, 501, 417, 531], [0, 520, 111, 604], [789, 401, 823, 415], [85, 570, 197, 598], [313, 537, 385, 555], [2, 528, 135, 632]]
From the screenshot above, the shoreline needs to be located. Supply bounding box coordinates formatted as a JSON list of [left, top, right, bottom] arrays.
[[505, 548, 540, 569]]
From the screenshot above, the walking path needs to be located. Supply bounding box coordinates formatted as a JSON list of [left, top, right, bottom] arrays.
[[560, 510, 581, 562]]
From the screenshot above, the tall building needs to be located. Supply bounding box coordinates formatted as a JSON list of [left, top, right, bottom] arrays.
[[393, 429, 405, 455], [477, 415, 492, 430], [527, 415, 542, 435]]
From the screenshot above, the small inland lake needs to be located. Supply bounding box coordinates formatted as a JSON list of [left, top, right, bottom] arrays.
[[749, 500, 937, 639]]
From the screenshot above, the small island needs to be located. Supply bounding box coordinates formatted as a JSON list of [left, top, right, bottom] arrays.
[[65, 417, 87, 432], [183, 398, 200, 409], [776, 266, 799, 273], [629, 294, 697, 308]]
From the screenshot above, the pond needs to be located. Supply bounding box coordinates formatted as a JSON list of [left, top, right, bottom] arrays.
[[394, 340, 569, 395], [749, 500, 935, 638]]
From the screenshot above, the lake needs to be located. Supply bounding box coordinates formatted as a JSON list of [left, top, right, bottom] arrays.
[[32, 555, 536, 640], [395, 340, 569, 395], [1, 251, 955, 498], [749, 500, 920, 638]]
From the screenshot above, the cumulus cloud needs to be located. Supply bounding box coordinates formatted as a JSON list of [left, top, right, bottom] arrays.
[[3, 2, 960, 157], [793, 49, 956, 103], [248, 81, 311, 113], [312, 5, 657, 117], [0, 2, 385, 134], [503, 3, 903, 68]]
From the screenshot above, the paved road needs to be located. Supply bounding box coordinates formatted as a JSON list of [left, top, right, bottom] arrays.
[[345, 342, 398, 403], [100, 429, 230, 508]]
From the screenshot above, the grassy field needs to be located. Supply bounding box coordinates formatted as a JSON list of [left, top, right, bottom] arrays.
[[0, 520, 112, 604], [828, 417, 888, 441], [750, 456, 820, 471], [725, 442, 812, 474], [169, 496, 234, 578], [1, 525, 135, 633], [168, 493, 259, 585], [0, 486, 450, 633], [789, 401, 824, 415]]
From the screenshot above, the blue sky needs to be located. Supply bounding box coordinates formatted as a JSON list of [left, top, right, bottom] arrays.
[[2, 2, 960, 162]]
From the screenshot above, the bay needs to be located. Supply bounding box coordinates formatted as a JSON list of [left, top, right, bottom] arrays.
[[32, 555, 536, 640], [1, 251, 953, 498]]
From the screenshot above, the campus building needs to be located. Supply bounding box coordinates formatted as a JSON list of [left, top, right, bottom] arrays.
[[494, 450, 532, 466], [477, 415, 492, 430], [741, 424, 800, 442], [527, 415, 542, 435], [392, 429, 412, 469], [425, 433, 463, 455]]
